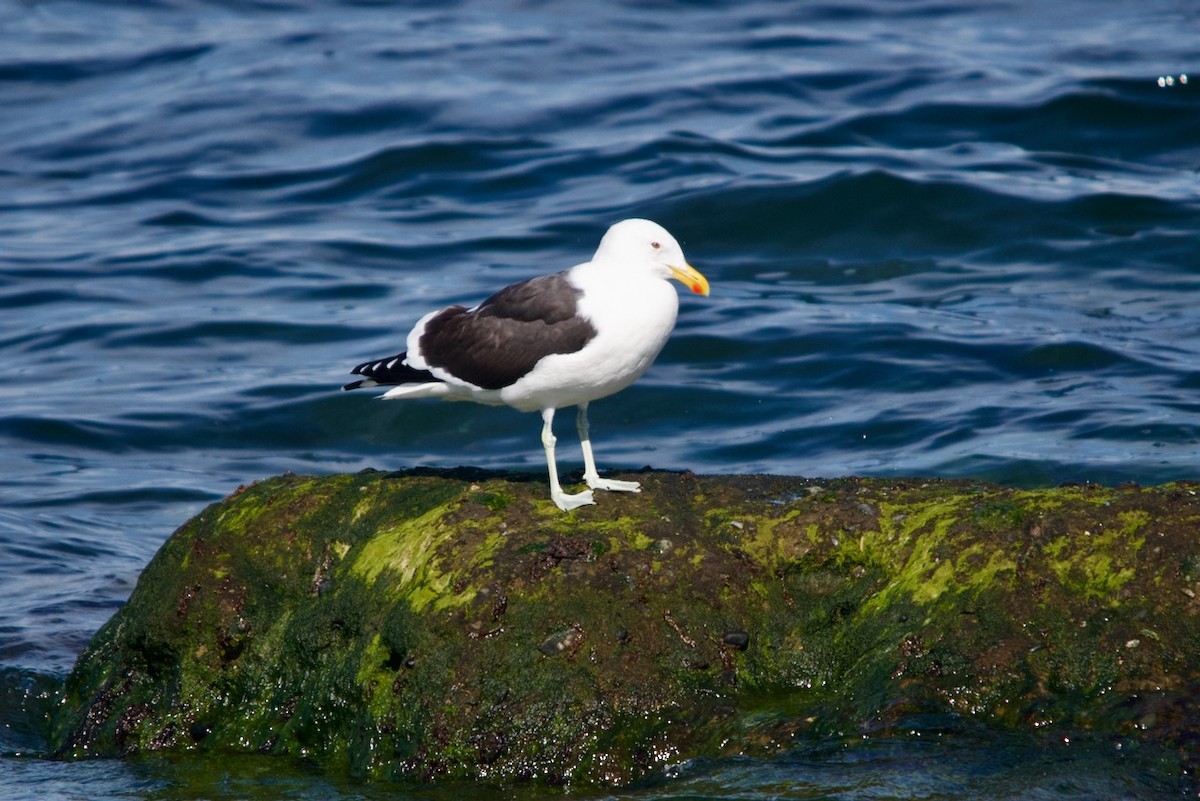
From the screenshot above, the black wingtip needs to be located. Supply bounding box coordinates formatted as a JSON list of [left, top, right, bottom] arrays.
[[346, 352, 438, 387]]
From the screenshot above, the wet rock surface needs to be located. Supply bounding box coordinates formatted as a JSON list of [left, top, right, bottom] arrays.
[[50, 469, 1200, 785]]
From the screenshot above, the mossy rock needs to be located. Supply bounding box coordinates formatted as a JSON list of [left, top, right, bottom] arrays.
[[50, 470, 1200, 785]]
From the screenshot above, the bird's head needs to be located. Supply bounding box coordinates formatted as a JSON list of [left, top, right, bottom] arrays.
[[595, 218, 710, 296]]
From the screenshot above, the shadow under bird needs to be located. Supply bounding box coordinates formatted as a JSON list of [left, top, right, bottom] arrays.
[[342, 218, 710, 511]]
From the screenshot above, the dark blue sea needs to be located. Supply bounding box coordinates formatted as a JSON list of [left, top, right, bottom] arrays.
[[2, 1, 1198, 798]]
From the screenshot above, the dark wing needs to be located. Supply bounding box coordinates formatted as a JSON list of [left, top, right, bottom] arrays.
[[418, 273, 597, 390]]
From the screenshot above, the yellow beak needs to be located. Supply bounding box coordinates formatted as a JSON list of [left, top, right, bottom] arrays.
[[669, 263, 711, 296]]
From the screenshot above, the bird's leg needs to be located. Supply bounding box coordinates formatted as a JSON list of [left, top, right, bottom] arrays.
[[577, 403, 641, 493], [542, 408, 595, 511]]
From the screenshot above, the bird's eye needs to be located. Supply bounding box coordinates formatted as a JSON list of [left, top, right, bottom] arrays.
[[651, 241, 661, 249]]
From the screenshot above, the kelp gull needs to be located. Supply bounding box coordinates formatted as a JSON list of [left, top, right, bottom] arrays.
[[343, 218, 710, 511]]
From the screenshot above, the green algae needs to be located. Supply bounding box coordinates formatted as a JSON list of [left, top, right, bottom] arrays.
[[1041, 508, 1147, 603], [50, 471, 1200, 787]]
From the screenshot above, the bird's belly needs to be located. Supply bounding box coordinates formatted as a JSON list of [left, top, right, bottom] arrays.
[[499, 339, 660, 411]]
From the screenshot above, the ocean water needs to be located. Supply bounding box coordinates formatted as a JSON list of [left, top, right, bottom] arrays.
[[2, 1, 1198, 798]]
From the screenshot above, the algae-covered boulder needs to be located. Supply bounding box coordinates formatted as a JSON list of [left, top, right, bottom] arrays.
[[50, 469, 1200, 784]]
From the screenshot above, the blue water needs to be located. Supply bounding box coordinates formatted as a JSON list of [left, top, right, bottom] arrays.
[[2, 1, 1198, 797]]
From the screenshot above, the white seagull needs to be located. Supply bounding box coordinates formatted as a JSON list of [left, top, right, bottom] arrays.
[[343, 218, 710, 511]]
